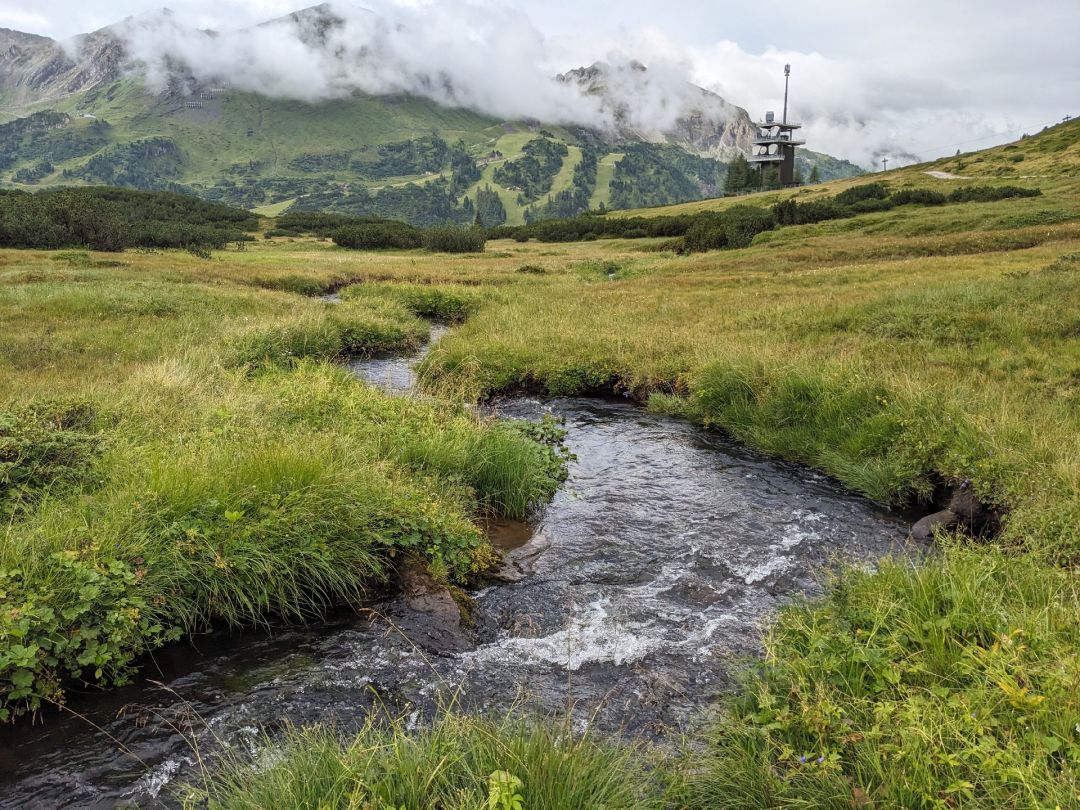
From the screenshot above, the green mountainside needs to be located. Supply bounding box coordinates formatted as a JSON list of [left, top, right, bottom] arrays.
[[0, 12, 863, 225]]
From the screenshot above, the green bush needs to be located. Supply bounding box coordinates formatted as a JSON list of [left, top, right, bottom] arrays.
[[948, 185, 1043, 203], [891, 188, 948, 206], [424, 224, 487, 253], [332, 221, 422, 250], [0, 554, 177, 722], [0, 187, 256, 251], [684, 206, 777, 253], [834, 182, 890, 206]]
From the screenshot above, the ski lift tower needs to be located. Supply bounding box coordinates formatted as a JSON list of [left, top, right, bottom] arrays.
[[749, 64, 805, 185]]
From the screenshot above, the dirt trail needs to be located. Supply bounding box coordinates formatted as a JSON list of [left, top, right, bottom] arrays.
[[924, 170, 972, 180]]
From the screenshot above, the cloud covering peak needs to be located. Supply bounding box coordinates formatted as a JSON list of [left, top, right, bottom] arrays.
[[89, 1, 727, 137]]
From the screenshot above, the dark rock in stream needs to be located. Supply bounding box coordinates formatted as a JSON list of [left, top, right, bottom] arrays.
[[388, 561, 474, 654]]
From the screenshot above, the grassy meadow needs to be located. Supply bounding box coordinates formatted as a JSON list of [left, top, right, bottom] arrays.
[[3, 120, 1080, 806]]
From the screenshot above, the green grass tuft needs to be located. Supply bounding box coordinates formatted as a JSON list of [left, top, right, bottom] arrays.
[[184, 711, 661, 810]]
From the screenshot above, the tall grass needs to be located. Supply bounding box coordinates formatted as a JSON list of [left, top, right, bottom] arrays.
[[341, 281, 483, 323], [227, 298, 427, 366], [184, 711, 661, 810]]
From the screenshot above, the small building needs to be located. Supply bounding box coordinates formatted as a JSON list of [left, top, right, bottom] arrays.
[[748, 65, 806, 186]]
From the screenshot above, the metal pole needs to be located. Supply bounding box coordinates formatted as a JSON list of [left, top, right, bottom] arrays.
[[783, 64, 790, 123], [882, 158, 888, 172]]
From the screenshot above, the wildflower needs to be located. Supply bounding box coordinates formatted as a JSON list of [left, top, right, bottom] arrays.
[[799, 755, 807, 764], [817, 756, 825, 764]]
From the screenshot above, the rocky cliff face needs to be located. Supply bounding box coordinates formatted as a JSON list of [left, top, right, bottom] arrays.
[[558, 61, 758, 160], [0, 27, 124, 106]]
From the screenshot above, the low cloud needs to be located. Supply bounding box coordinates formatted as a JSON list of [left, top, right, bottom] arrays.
[[84, 1, 726, 136]]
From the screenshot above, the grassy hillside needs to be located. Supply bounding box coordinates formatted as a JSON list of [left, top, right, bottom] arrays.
[[3, 120, 1076, 806], [0, 77, 861, 225]]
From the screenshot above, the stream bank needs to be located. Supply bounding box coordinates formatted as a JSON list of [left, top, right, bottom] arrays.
[[0, 331, 919, 809]]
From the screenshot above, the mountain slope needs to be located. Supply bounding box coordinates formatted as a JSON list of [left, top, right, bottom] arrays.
[[0, 7, 863, 225]]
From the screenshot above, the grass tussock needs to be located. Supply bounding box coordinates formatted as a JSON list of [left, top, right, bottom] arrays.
[[227, 299, 428, 367], [184, 712, 660, 810], [341, 281, 483, 323]]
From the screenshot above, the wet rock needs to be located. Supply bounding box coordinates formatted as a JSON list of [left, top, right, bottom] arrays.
[[385, 561, 474, 655], [911, 509, 960, 541]]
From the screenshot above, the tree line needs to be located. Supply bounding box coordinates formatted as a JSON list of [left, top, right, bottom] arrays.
[[0, 187, 258, 252]]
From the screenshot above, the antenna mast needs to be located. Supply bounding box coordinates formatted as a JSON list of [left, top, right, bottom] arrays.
[[782, 64, 791, 123]]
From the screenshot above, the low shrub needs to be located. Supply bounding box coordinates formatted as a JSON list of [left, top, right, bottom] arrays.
[[948, 185, 1043, 203], [424, 224, 487, 253], [684, 206, 777, 253], [833, 181, 890, 206], [332, 222, 422, 250], [0, 187, 256, 252], [891, 188, 948, 206]]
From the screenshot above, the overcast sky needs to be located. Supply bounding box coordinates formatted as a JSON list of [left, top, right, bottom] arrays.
[[4, 0, 1078, 168]]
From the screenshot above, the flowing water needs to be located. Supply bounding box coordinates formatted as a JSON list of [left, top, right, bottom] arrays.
[[0, 333, 918, 808]]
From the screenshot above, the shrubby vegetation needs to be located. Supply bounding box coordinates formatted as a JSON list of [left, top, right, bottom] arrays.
[[492, 136, 569, 203], [332, 221, 423, 250], [773, 183, 1041, 226], [424, 224, 487, 253], [0, 187, 257, 251], [63, 137, 187, 190], [610, 143, 725, 210], [273, 211, 485, 252], [491, 182, 1045, 254], [684, 205, 778, 251]]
